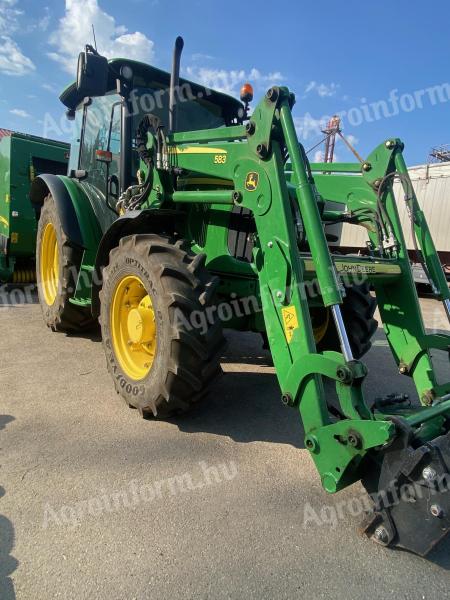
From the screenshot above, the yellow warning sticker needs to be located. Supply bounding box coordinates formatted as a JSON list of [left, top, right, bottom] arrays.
[[11, 232, 19, 244], [281, 305, 299, 343]]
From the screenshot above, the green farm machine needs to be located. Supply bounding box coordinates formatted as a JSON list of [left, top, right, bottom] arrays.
[[31, 39, 450, 556], [0, 130, 69, 283]]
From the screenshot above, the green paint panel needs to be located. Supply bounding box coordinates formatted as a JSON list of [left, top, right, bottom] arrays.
[[0, 131, 69, 281]]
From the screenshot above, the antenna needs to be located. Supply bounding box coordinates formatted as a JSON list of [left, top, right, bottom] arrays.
[[92, 24, 97, 52]]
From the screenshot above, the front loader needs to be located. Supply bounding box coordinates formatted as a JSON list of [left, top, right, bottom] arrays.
[[31, 39, 450, 556]]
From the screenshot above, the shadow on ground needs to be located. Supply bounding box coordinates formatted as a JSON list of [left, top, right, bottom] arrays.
[[427, 535, 450, 569], [170, 371, 305, 448], [0, 416, 17, 599], [169, 331, 306, 448]]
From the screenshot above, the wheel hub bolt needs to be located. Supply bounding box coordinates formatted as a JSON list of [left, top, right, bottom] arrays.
[[245, 121, 256, 135], [373, 526, 389, 545], [430, 504, 444, 518], [422, 466, 437, 481], [127, 306, 155, 344]]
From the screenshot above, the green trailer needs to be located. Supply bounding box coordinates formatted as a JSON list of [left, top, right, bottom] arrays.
[[0, 129, 69, 283]]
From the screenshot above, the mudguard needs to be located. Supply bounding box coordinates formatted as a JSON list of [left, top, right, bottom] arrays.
[[91, 208, 183, 317], [30, 174, 84, 247], [30, 174, 104, 254]]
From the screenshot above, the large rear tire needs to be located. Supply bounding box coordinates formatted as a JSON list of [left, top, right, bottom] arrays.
[[36, 194, 96, 332], [100, 234, 225, 418]]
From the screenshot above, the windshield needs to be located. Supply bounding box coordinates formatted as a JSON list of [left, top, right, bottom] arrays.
[[130, 86, 226, 133]]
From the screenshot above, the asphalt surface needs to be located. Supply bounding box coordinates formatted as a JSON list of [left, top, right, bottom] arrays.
[[1, 291, 450, 599]]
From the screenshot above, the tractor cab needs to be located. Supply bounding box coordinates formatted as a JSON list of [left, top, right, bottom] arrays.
[[60, 47, 244, 223]]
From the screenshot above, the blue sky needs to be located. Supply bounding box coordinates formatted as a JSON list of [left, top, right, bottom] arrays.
[[0, 0, 449, 165]]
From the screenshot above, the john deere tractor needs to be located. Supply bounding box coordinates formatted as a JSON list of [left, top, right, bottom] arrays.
[[31, 39, 450, 556]]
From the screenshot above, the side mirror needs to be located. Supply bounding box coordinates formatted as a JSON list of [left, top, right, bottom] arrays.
[[76, 47, 108, 98]]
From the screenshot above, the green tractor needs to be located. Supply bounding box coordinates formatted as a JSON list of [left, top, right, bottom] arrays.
[[31, 39, 450, 556]]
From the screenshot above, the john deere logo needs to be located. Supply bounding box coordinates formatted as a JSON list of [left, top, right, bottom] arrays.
[[245, 172, 259, 191]]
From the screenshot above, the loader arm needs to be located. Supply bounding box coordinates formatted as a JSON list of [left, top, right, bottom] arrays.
[[132, 85, 450, 555], [42, 39, 450, 555]]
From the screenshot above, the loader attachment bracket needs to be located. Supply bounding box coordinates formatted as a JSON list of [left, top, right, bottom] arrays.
[[306, 418, 395, 494], [362, 424, 450, 556]]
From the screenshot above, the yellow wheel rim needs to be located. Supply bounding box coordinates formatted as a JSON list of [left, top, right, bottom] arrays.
[[312, 308, 330, 344], [40, 222, 59, 306], [110, 275, 157, 380]]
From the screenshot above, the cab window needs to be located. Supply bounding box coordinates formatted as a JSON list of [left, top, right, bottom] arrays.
[[79, 93, 121, 194]]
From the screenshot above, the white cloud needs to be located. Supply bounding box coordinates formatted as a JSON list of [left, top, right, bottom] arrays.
[[38, 14, 51, 32], [249, 68, 284, 86], [313, 150, 324, 162], [41, 82, 58, 93], [293, 113, 326, 142], [345, 134, 358, 146], [34, 8, 51, 32], [10, 108, 30, 117], [312, 149, 341, 162], [191, 53, 214, 62], [48, 0, 155, 74], [0, 35, 35, 76], [25, 6, 51, 33], [0, 0, 22, 34], [0, 1, 35, 76], [304, 81, 339, 98], [185, 66, 284, 97]]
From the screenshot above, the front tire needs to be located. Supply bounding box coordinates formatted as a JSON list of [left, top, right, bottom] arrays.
[[100, 234, 225, 418]]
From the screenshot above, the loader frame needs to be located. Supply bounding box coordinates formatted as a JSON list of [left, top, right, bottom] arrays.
[[150, 86, 450, 495], [36, 83, 450, 494], [32, 47, 450, 553]]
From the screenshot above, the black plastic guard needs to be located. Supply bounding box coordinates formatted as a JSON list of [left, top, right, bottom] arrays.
[[362, 428, 450, 556]]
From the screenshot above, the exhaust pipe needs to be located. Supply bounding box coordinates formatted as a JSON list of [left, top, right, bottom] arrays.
[[169, 36, 184, 133]]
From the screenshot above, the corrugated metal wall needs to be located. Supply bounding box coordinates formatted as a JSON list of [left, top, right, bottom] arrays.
[[337, 162, 450, 253]]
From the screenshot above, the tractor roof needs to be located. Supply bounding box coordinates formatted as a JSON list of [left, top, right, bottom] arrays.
[[60, 57, 243, 117]]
